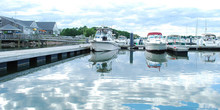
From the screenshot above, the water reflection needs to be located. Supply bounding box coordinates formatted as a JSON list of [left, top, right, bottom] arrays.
[[0, 51, 220, 110], [167, 52, 189, 60], [200, 52, 216, 63], [89, 50, 118, 74], [145, 51, 167, 71]]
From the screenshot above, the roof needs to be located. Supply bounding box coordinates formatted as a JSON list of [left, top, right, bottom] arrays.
[[36, 22, 56, 30], [0, 16, 34, 27], [0, 24, 21, 31], [22, 21, 35, 27], [147, 32, 162, 36]]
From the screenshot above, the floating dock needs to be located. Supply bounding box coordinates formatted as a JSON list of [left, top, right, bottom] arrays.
[[120, 45, 145, 50], [187, 45, 220, 50], [167, 45, 189, 56], [0, 44, 90, 76]]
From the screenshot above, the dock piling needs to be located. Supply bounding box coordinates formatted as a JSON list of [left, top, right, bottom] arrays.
[[130, 33, 134, 48]]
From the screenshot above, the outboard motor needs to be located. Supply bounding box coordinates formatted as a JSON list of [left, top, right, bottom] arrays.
[[102, 36, 107, 41]]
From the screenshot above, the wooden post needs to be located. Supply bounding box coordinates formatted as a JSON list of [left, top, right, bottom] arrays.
[[38, 40, 41, 47], [18, 40, 20, 48]]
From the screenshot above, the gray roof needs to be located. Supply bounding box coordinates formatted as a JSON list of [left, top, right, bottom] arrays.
[[0, 24, 21, 31], [0, 16, 34, 27], [22, 21, 35, 27], [36, 22, 56, 30]]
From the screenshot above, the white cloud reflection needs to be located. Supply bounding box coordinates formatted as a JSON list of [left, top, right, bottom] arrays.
[[0, 51, 220, 109]]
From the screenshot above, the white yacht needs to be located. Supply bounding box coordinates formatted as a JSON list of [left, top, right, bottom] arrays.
[[198, 34, 220, 46], [115, 35, 128, 46], [90, 27, 120, 51], [166, 35, 189, 52], [143, 32, 167, 52]]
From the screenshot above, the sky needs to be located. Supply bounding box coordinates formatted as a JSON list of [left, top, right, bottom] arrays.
[[1, 0, 220, 36]]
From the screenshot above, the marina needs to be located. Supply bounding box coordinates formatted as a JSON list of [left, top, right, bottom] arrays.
[[2, 0, 220, 109]]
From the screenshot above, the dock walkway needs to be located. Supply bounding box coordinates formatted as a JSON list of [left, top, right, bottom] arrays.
[[0, 44, 90, 63]]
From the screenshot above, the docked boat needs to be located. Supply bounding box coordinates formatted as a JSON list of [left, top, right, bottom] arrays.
[[198, 34, 220, 47], [166, 35, 189, 56], [115, 35, 128, 46], [143, 32, 167, 52], [90, 27, 120, 51]]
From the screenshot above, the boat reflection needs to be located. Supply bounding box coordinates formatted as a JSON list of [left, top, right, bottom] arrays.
[[89, 50, 118, 74], [167, 52, 189, 60], [145, 51, 167, 71], [200, 52, 216, 63]]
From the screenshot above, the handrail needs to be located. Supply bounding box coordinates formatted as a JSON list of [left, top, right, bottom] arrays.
[[0, 34, 88, 44]]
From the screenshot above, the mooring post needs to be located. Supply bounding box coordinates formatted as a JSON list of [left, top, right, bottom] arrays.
[[0, 40, 2, 49], [18, 39, 20, 48], [130, 33, 134, 48], [130, 50, 133, 64]]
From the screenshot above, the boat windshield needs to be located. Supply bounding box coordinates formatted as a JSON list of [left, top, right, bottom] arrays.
[[203, 35, 216, 41], [95, 29, 110, 38], [168, 36, 180, 40], [148, 35, 163, 39]]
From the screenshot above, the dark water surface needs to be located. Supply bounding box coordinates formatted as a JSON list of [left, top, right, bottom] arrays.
[[0, 50, 220, 110]]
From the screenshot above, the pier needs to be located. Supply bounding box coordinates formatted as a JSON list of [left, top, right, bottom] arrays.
[[0, 44, 90, 76]]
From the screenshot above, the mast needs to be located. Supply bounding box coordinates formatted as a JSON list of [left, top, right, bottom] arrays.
[[195, 18, 198, 37], [205, 19, 207, 34]]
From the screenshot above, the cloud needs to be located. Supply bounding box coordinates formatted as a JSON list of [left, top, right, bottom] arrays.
[[1, 0, 220, 36]]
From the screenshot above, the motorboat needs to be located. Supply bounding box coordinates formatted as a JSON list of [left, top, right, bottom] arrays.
[[143, 32, 166, 52], [89, 50, 118, 73], [145, 51, 167, 71], [90, 27, 120, 51], [115, 35, 128, 46], [198, 34, 220, 47], [166, 35, 189, 53]]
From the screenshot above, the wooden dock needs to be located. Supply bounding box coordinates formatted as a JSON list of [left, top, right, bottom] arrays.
[[0, 44, 90, 76]]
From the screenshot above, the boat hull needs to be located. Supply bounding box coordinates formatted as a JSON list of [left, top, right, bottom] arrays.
[[90, 41, 120, 51], [144, 42, 167, 52]]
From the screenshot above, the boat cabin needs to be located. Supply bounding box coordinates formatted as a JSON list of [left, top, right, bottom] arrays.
[[94, 28, 113, 41], [203, 34, 217, 41]]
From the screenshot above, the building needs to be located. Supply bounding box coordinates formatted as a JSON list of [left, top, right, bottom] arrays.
[[0, 16, 59, 36], [36, 22, 60, 36]]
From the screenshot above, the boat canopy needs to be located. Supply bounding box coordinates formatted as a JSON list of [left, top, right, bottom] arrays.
[[147, 32, 162, 36]]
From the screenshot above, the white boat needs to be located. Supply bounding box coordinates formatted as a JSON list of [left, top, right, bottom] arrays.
[[89, 50, 118, 73], [90, 27, 120, 51], [166, 35, 189, 52], [143, 32, 167, 52], [115, 36, 128, 46], [144, 51, 167, 71], [198, 34, 220, 46]]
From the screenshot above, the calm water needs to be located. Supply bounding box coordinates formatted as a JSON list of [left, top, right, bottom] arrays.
[[0, 50, 220, 110]]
